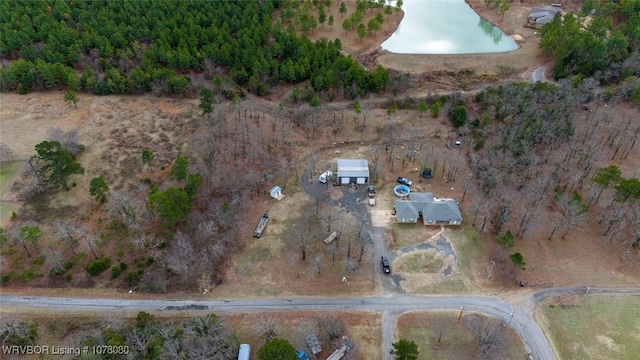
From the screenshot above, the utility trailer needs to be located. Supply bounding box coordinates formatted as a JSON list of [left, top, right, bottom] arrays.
[[323, 231, 340, 244], [253, 212, 269, 238], [325, 337, 354, 360], [305, 334, 322, 355]]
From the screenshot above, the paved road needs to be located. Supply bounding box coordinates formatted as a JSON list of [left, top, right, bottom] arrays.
[[3, 288, 638, 359], [1, 293, 552, 359]]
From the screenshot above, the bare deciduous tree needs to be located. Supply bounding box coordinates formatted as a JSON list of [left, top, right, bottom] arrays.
[[126, 328, 152, 356], [288, 216, 313, 261], [320, 210, 340, 234], [313, 253, 324, 275], [76, 228, 99, 259], [255, 315, 281, 341], [318, 314, 345, 346], [46, 245, 65, 275], [53, 219, 79, 255]]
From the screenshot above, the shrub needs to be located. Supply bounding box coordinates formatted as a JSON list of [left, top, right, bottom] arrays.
[[134, 258, 146, 268], [473, 132, 486, 151], [430, 99, 441, 117], [20, 269, 35, 281], [0, 321, 38, 346], [450, 105, 467, 128], [50, 267, 65, 276], [33, 255, 46, 265], [110, 262, 128, 279], [85, 257, 112, 276], [125, 269, 143, 285]]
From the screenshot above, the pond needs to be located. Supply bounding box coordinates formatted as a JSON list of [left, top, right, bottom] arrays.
[[381, 0, 518, 54]]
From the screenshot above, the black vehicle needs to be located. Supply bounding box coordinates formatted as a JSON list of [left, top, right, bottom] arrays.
[[381, 257, 391, 274], [421, 168, 433, 179], [367, 186, 375, 197], [397, 177, 412, 186]]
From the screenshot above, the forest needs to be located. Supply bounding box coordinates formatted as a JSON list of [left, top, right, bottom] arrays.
[[0, 0, 390, 98], [540, 0, 640, 87]]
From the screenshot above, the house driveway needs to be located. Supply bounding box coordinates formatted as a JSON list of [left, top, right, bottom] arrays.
[[300, 169, 459, 294]]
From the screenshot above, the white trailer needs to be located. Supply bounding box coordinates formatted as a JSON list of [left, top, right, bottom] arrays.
[[238, 344, 250, 360]]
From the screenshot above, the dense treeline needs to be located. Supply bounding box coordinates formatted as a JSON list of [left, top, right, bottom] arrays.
[[0, 0, 389, 97], [539, 0, 640, 84]]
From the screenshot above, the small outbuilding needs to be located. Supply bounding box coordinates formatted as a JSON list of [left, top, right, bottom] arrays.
[[270, 186, 284, 200], [337, 159, 369, 185], [526, 7, 561, 28]]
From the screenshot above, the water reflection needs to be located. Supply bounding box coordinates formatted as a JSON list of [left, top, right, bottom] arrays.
[[381, 0, 517, 54], [478, 18, 503, 45]]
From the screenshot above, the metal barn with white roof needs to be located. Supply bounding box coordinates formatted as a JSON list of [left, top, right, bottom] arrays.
[[337, 159, 369, 185]]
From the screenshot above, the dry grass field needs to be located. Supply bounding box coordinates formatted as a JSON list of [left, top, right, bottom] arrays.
[[396, 311, 527, 359], [539, 295, 640, 360]]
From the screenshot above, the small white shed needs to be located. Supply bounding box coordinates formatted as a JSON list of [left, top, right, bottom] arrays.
[[270, 186, 284, 200]]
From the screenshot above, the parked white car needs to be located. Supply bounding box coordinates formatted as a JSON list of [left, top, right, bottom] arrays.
[[397, 177, 412, 186], [319, 170, 333, 184]]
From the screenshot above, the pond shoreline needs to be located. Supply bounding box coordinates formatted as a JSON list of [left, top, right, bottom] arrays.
[[381, 0, 517, 55]]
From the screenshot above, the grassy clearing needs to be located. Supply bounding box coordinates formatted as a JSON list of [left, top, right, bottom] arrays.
[[445, 225, 487, 289], [540, 295, 640, 360], [389, 223, 438, 249], [395, 250, 444, 273], [396, 311, 526, 359], [0, 161, 22, 224], [0, 161, 21, 192], [414, 277, 468, 294]]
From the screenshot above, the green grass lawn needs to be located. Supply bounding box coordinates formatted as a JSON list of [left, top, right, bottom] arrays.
[[0, 161, 22, 193], [541, 295, 640, 360]]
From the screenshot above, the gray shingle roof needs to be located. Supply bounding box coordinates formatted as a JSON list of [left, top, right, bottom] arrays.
[[421, 200, 462, 224], [395, 192, 462, 224], [395, 201, 419, 221], [529, 7, 561, 24]]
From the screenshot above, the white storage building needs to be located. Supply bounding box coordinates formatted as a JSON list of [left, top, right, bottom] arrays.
[[337, 159, 370, 185]]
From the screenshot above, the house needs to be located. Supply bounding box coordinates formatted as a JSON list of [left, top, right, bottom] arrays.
[[337, 159, 369, 185], [394, 192, 462, 225], [526, 7, 561, 28]]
